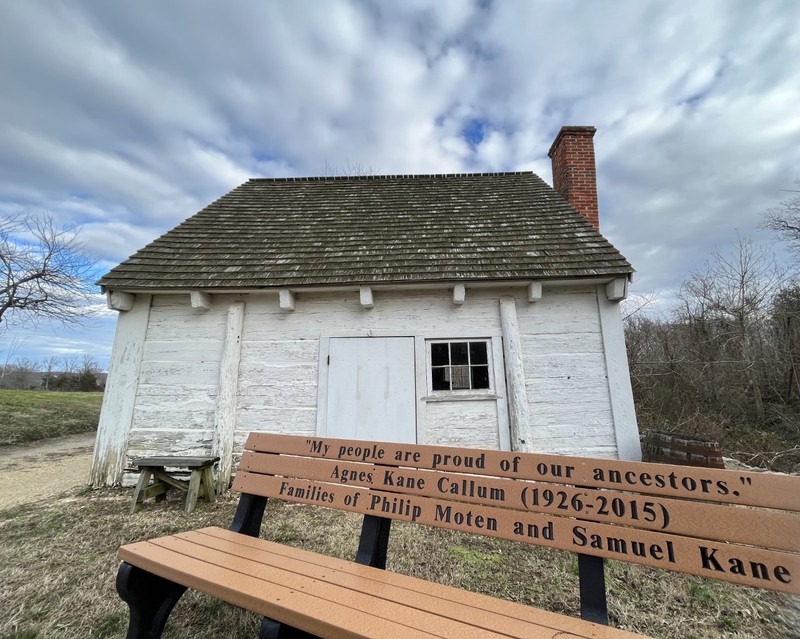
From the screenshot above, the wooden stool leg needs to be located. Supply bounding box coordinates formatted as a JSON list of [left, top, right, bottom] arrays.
[[185, 469, 202, 514], [201, 467, 215, 504], [130, 469, 153, 514]]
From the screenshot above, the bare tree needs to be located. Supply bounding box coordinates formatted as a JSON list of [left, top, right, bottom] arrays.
[[676, 236, 786, 418], [42, 355, 60, 390], [0, 357, 37, 390], [0, 212, 98, 329], [0, 336, 23, 386], [763, 180, 800, 258]]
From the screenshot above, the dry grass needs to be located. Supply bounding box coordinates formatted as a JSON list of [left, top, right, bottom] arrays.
[[1, 488, 797, 639]]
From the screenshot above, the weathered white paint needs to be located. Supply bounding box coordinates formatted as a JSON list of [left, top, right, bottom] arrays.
[[490, 338, 512, 451], [605, 278, 628, 301], [425, 400, 499, 448], [213, 301, 245, 491], [325, 337, 417, 443], [597, 287, 642, 460], [499, 296, 530, 450], [145, 297, 228, 340], [190, 291, 212, 310], [279, 289, 295, 312], [91, 294, 151, 486], [102, 284, 642, 485], [359, 286, 374, 309], [453, 284, 465, 306], [243, 289, 508, 339], [107, 291, 135, 311], [124, 296, 225, 467], [413, 335, 428, 444], [128, 428, 214, 456], [527, 282, 542, 303], [516, 288, 619, 458]]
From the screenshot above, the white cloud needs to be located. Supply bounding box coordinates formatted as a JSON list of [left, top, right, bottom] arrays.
[[1, 0, 799, 362]]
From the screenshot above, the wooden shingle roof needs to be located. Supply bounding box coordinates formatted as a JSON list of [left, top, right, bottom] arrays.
[[97, 172, 633, 290]]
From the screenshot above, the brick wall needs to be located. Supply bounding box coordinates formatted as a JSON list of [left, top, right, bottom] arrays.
[[547, 126, 599, 229]]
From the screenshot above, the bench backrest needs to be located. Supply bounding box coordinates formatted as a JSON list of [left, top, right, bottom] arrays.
[[233, 433, 800, 595]]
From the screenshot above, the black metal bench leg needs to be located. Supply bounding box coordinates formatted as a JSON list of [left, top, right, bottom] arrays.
[[578, 553, 608, 625], [355, 515, 392, 568], [116, 562, 188, 639], [260, 618, 318, 638]]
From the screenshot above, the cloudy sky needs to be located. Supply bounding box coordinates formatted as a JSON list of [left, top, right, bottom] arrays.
[[1, 0, 799, 368]]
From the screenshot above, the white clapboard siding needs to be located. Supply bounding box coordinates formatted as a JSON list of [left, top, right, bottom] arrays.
[[138, 360, 221, 386], [516, 288, 617, 455], [142, 339, 224, 362], [145, 296, 228, 341], [242, 290, 505, 340], [524, 351, 607, 379], [131, 389, 217, 433], [237, 336, 320, 435], [516, 289, 600, 335], [126, 296, 226, 459], [240, 339, 319, 364], [237, 378, 318, 409], [118, 285, 632, 467], [425, 400, 500, 449], [127, 428, 214, 460], [234, 408, 317, 435], [522, 331, 604, 357]]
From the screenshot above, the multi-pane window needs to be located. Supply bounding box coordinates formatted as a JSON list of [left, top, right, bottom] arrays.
[[430, 340, 491, 391]]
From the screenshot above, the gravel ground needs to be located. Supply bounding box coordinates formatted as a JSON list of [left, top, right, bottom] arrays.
[[0, 431, 96, 510]]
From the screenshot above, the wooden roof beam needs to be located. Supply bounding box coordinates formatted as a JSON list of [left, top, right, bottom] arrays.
[[190, 291, 212, 311], [605, 278, 628, 301], [106, 291, 135, 312], [527, 282, 542, 303], [279, 289, 295, 312], [360, 286, 374, 309], [453, 284, 465, 306]]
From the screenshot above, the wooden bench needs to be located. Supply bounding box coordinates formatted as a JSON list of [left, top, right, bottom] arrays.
[[130, 456, 219, 514], [116, 433, 800, 638]]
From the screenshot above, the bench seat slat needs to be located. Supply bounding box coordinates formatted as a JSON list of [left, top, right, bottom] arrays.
[[199, 527, 645, 639], [119, 527, 641, 639], [238, 451, 800, 553], [119, 539, 443, 639], [152, 534, 556, 639], [170, 530, 590, 639]]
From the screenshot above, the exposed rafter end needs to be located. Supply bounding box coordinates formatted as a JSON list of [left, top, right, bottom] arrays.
[[279, 289, 295, 312], [190, 291, 212, 311], [453, 284, 466, 306], [106, 291, 135, 312], [606, 278, 628, 301], [360, 286, 374, 309], [527, 282, 542, 303]]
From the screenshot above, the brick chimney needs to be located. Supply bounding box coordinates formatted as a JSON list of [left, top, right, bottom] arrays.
[[547, 126, 599, 229]]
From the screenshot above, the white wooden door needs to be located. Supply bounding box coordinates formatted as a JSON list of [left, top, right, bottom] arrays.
[[326, 337, 416, 443]]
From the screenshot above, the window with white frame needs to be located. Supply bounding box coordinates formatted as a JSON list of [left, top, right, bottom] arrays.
[[429, 339, 492, 391]]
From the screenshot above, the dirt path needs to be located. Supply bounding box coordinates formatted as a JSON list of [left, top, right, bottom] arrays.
[[0, 432, 96, 510]]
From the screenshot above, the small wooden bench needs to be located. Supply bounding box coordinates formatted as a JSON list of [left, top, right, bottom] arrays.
[[117, 434, 800, 638], [130, 456, 219, 514]]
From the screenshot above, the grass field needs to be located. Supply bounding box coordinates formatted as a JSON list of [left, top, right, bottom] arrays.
[[0, 488, 797, 639], [0, 390, 102, 445]]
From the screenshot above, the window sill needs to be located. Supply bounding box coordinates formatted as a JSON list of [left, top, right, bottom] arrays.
[[421, 392, 500, 402]]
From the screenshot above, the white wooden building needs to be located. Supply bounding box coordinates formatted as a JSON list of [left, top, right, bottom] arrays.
[[91, 126, 640, 487]]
